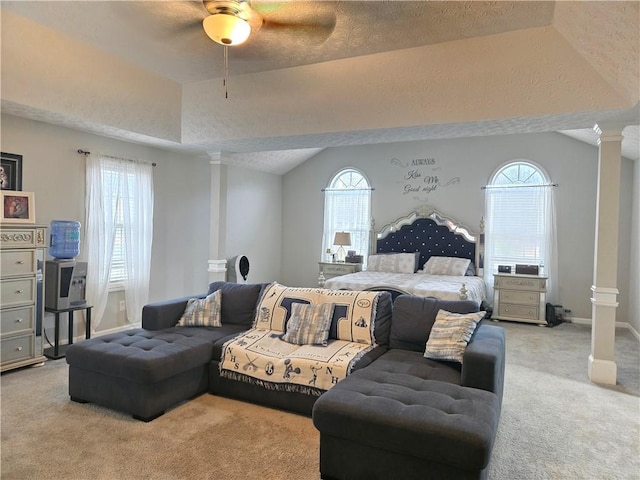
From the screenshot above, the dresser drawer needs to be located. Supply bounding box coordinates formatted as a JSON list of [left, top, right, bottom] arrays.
[[0, 250, 37, 278], [494, 276, 546, 292], [498, 303, 539, 320], [0, 278, 36, 307], [501, 289, 539, 306], [1, 334, 35, 364], [323, 264, 357, 275], [1, 305, 34, 336], [0, 227, 46, 248]]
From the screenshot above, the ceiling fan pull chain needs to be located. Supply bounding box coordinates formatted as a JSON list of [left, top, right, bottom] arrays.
[[224, 45, 229, 99]]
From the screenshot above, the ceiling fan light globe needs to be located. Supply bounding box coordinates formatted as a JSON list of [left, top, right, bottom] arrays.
[[203, 13, 251, 46]]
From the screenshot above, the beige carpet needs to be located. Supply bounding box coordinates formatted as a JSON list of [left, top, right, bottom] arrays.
[[1, 321, 639, 480]]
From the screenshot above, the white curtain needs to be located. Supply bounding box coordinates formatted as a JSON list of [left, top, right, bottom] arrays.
[[484, 184, 558, 305], [84, 154, 154, 329], [322, 188, 371, 265]]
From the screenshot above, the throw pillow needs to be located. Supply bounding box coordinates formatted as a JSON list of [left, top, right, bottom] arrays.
[[424, 309, 486, 363], [421, 256, 471, 276], [367, 252, 418, 273], [281, 302, 334, 346], [177, 290, 222, 327]]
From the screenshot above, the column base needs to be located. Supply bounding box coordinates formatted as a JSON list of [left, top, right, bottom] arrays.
[[588, 354, 617, 385]]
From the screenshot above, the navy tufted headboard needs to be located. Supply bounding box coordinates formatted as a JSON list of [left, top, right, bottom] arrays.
[[374, 209, 480, 273]]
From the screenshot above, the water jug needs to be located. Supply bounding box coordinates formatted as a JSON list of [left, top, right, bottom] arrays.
[[50, 220, 81, 259]]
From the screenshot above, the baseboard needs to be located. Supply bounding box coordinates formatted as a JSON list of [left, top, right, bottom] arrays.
[[44, 323, 141, 350], [567, 317, 640, 341]]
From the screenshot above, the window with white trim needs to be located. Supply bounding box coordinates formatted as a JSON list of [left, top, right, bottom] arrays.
[[484, 160, 558, 301], [322, 168, 371, 264]]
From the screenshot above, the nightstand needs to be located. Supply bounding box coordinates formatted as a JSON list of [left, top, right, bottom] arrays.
[[318, 262, 362, 286], [493, 273, 547, 325]]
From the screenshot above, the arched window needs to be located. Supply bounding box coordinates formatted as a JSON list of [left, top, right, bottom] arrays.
[[322, 168, 371, 264], [484, 161, 557, 302]]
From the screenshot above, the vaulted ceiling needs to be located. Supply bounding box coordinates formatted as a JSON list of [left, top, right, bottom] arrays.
[[1, 1, 638, 173]]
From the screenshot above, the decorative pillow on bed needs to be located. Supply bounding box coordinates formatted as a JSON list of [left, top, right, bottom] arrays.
[[177, 290, 222, 327], [424, 309, 485, 363], [281, 302, 334, 346], [421, 256, 471, 276], [367, 252, 418, 273]]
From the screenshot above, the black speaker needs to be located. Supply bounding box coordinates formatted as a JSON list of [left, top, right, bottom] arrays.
[[498, 265, 511, 273], [515, 264, 539, 275]]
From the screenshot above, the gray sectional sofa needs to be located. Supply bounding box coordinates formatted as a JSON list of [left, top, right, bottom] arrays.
[[66, 281, 505, 479]]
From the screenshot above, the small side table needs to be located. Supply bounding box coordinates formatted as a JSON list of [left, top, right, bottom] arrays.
[[44, 304, 93, 360]]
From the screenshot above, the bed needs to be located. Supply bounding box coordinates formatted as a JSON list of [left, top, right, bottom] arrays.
[[323, 206, 487, 306]]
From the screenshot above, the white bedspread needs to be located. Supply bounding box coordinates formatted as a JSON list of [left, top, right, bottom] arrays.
[[324, 272, 486, 305]]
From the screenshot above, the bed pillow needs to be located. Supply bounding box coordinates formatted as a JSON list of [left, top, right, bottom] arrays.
[[367, 252, 419, 273], [177, 290, 222, 327], [424, 309, 486, 363], [465, 262, 476, 276], [281, 302, 334, 346], [421, 256, 471, 276]]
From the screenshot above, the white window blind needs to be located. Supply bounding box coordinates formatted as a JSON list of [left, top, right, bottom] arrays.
[[484, 161, 558, 303], [322, 169, 371, 264]]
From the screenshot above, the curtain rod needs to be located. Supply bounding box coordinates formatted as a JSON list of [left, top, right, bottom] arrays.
[[77, 149, 156, 167], [481, 183, 557, 190], [321, 187, 375, 192]]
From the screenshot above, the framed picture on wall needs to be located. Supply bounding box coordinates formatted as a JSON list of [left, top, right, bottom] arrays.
[[0, 190, 35, 224], [0, 152, 23, 191]]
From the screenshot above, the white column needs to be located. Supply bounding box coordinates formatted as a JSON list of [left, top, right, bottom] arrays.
[[588, 123, 624, 385], [208, 152, 228, 282]]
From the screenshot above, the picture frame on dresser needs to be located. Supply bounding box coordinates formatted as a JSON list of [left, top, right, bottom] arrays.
[[1, 190, 35, 224], [0, 152, 23, 191]]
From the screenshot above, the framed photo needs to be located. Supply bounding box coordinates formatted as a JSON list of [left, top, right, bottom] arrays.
[[0, 152, 23, 191], [1, 191, 35, 224]]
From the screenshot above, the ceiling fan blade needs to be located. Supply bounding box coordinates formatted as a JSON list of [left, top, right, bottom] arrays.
[[254, 2, 337, 44]]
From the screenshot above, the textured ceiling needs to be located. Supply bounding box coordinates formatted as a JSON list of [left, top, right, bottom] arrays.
[[1, 1, 638, 173]]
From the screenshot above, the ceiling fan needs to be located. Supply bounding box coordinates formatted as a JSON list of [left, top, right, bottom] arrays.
[[200, 0, 337, 47], [196, 1, 337, 96]]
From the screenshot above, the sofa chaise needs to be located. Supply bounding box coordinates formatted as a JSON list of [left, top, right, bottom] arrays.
[[66, 281, 505, 478]]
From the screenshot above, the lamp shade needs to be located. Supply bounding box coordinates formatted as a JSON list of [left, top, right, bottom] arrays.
[[203, 14, 251, 46], [333, 232, 351, 246]]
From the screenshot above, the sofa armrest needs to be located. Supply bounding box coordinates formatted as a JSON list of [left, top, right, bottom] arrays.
[[141, 294, 206, 330], [461, 324, 505, 404]]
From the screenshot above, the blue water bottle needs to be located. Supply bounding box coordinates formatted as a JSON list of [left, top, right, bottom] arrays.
[[49, 220, 81, 259]]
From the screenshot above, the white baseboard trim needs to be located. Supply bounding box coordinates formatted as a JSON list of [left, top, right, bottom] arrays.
[[567, 317, 640, 341]]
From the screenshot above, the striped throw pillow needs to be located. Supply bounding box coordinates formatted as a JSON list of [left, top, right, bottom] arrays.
[[424, 309, 485, 363], [177, 290, 222, 327], [281, 303, 334, 346]]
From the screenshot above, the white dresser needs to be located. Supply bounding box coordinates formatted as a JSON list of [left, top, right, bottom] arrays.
[[318, 262, 362, 286], [1, 224, 47, 371], [493, 273, 547, 325]]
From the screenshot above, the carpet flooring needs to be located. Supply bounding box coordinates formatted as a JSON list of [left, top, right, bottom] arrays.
[[1, 321, 638, 480]]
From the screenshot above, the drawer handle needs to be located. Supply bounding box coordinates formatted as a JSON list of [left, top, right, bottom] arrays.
[[15, 289, 24, 294], [16, 260, 24, 264], [15, 318, 24, 323], [16, 346, 23, 352]]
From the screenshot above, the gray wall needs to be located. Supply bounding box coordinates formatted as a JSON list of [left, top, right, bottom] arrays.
[[226, 165, 283, 284], [0, 114, 283, 339], [282, 132, 635, 324]]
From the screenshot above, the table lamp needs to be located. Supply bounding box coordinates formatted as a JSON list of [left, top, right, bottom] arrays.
[[333, 232, 351, 262]]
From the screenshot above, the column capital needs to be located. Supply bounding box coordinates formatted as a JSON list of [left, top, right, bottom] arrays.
[[593, 123, 625, 144], [207, 151, 222, 164]]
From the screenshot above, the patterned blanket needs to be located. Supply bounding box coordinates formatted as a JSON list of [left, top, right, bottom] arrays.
[[219, 283, 382, 395]]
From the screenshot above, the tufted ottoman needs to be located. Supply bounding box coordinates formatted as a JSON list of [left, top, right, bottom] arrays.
[[312, 367, 501, 480], [66, 326, 246, 421]]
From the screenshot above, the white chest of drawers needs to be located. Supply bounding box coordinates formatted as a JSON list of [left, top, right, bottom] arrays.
[[1, 224, 47, 371], [493, 273, 547, 325]]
